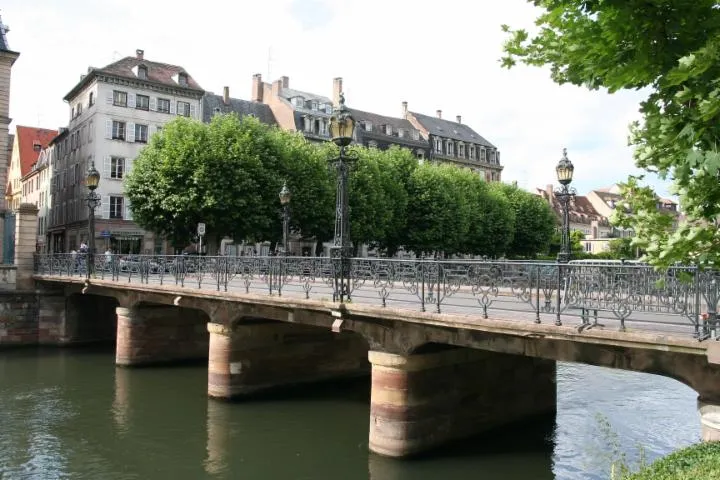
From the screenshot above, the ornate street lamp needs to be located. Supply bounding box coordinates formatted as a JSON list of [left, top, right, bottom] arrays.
[[86, 163, 101, 277], [328, 92, 358, 302], [555, 148, 576, 263], [279, 181, 291, 256]]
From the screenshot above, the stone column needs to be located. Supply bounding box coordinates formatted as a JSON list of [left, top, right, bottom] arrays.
[[698, 399, 720, 441], [207, 322, 235, 399], [368, 348, 556, 458], [14, 203, 38, 290], [207, 320, 369, 400], [116, 305, 209, 366]]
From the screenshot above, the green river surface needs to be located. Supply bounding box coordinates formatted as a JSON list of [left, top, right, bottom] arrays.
[[0, 347, 700, 479]]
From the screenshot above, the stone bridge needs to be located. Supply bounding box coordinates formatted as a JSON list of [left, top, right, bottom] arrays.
[[31, 252, 720, 458]]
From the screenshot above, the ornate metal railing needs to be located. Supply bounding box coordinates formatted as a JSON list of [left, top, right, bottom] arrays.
[[33, 254, 720, 340]]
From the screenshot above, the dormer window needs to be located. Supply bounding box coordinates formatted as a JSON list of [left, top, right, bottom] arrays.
[[292, 97, 305, 107], [458, 143, 465, 158], [176, 72, 188, 86], [311, 101, 319, 111], [469, 145, 475, 160], [412, 130, 420, 141], [138, 65, 148, 80], [446, 140, 454, 156], [32, 142, 41, 152], [364, 122, 372, 132], [480, 148, 486, 162], [385, 125, 392, 136], [398, 128, 405, 138], [434, 137, 442, 152], [325, 104, 333, 114]]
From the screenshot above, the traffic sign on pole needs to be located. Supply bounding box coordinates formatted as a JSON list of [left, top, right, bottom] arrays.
[[197, 223, 206, 236]]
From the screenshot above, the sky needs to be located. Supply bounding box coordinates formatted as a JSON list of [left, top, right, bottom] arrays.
[[1, 0, 672, 198]]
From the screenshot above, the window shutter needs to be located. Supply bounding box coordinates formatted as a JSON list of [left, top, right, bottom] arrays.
[[170, 101, 176, 115], [126, 122, 135, 143], [149, 97, 156, 111], [149, 125, 156, 139], [100, 195, 110, 219], [128, 93, 136, 108], [125, 157, 133, 176], [106, 91, 113, 105], [124, 200, 133, 221], [189, 103, 196, 119], [105, 120, 112, 139], [103, 155, 111, 179]]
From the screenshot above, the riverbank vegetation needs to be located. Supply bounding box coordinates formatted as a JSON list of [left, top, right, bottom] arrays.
[[622, 442, 720, 480]]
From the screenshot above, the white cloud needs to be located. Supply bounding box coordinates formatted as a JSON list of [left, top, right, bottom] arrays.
[[2, 0, 671, 197]]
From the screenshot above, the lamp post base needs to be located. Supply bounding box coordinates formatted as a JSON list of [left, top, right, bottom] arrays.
[[557, 252, 571, 264]]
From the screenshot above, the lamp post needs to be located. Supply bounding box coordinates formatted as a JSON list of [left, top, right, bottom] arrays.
[[85, 163, 101, 277], [328, 92, 358, 302], [279, 181, 291, 256], [555, 148, 576, 263]]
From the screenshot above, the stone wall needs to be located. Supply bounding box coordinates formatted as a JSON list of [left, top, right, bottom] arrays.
[[0, 291, 39, 346]]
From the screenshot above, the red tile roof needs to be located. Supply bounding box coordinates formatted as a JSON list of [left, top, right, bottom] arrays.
[[15, 126, 57, 177]]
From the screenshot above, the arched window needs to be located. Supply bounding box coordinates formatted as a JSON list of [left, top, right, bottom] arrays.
[[89, 92, 95, 107]]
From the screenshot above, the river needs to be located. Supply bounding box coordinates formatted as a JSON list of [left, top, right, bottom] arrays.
[[0, 347, 700, 479]]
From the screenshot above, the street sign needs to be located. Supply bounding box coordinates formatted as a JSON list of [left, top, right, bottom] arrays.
[[197, 223, 206, 236]]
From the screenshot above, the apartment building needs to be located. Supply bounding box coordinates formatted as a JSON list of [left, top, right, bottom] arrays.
[[49, 49, 204, 254]]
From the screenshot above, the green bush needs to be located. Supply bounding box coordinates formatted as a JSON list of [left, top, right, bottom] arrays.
[[624, 442, 720, 480]]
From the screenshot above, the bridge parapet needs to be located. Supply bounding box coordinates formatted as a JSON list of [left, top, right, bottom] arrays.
[[34, 254, 720, 340]]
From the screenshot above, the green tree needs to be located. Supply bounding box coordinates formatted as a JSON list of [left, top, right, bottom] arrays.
[[607, 237, 637, 260], [501, 1, 720, 267], [126, 114, 334, 249], [493, 183, 554, 258], [405, 164, 471, 256]]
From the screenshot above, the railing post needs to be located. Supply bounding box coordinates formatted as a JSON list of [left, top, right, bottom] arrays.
[[420, 258, 426, 313], [555, 262, 562, 326], [535, 265, 541, 324], [436, 260, 442, 314]]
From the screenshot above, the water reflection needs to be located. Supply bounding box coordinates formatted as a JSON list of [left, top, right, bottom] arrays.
[[0, 349, 705, 479]]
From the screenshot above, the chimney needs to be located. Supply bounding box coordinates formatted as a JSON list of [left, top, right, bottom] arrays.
[[281, 76, 289, 88], [456, 115, 462, 124], [251, 73, 263, 102], [136, 49, 144, 60], [436, 109, 442, 119], [272, 79, 283, 97], [333, 77, 343, 107], [401, 101, 408, 119], [223, 86, 230, 105]]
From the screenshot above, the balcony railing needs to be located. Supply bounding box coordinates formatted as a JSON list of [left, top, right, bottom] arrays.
[[33, 254, 720, 340]]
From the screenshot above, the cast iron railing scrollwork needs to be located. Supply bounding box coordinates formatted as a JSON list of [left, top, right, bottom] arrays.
[[32, 254, 720, 340]]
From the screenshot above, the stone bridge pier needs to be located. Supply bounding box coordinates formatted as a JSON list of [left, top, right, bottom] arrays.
[[206, 320, 368, 399], [366, 346, 556, 457]]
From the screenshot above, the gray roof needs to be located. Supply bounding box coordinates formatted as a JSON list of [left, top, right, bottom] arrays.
[[410, 111, 495, 148], [202, 94, 276, 125], [349, 108, 428, 147], [0, 15, 9, 51], [281, 88, 331, 104]]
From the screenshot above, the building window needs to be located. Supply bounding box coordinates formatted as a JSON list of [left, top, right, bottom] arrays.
[[364, 122, 373, 132], [113, 90, 127, 107], [311, 101, 318, 111], [447, 141, 454, 156], [138, 65, 148, 80], [585, 242, 592, 252], [459, 144, 465, 158], [135, 124, 148, 143], [385, 125, 393, 135], [111, 157, 125, 179], [398, 128, 405, 138], [136, 94, 150, 110], [412, 130, 420, 141], [77, 103, 83, 116], [489, 149, 496, 163], [325, 104, 333, 114], [157, 98, 171, 113], [434, 138, 442, 153], [177, 101, 190, 117], [110, 196, 124, 219], [178, 72, 188, 86], [112, 121, 126, 140], [480, 148, 486, 162], [89, 92, 95, 107]]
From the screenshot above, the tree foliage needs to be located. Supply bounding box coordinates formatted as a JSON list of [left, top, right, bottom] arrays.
[[126, 114, 545, 258], [501, 0, 720, 267], [492, 183, 555, 257]]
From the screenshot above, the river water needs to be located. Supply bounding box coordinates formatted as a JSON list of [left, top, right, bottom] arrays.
[[0, 347, 700, 480]]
